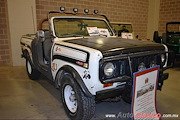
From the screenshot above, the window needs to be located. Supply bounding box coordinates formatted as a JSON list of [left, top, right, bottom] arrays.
[[53, 18, 113, 37]]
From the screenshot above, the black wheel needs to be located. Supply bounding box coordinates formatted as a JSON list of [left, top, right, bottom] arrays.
[[26, 59, 40, 80], [60, 73, 95, 120]]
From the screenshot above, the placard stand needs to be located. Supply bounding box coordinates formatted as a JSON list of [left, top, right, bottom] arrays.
[[132, 66, 161, 120]]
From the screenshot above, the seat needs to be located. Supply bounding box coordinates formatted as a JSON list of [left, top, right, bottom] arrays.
[[43, 31, 53, 62]]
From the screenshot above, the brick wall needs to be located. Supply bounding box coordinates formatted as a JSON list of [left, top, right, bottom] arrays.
[[0, 0, 11, 65], [36, 0, 149, 39], [1, 0, 179, 66], [158, 0, 180, 35]]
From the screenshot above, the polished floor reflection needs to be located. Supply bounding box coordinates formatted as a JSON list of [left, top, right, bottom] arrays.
[[0, 62, 179, 120]]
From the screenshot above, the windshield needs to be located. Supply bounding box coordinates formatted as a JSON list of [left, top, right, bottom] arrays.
[[53, 18, 114, 38], [167, 23, 180, 33], [111, 23, 133, 36]]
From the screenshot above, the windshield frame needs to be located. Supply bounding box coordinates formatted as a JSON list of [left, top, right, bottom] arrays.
[[166, 22, 180, 34], [51, 16, 115, 38]]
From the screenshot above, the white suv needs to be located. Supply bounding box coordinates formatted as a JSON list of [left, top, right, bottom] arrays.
[[20, 7, 172, 120]]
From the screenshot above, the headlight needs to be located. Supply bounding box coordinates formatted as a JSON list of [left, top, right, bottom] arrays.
[[161, 54, 165, 63], [104, 62, 115, 77]]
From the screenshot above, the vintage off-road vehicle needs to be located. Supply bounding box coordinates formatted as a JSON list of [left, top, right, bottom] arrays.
[[154, 22, 180, 60], [20, 7, 173, 120]]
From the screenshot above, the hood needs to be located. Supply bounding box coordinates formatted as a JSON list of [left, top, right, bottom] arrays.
[[64, 37, 164, 57]]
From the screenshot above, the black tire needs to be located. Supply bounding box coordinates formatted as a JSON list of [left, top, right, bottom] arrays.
[[26, 59, 40, 80], [60, 73, 95, 120]]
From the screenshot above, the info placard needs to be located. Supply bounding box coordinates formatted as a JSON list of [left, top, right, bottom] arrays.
[[132, 66, 160, 120]]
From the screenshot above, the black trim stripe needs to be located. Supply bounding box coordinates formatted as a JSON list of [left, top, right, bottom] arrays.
[[53, 55, 89, 69], [20, 42, 31, 50], [52, 43, 90, 69], [55, 44, 90, 63]]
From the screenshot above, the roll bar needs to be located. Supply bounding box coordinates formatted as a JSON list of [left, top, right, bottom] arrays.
[[47, 7, 110, 22], [38, 7, 110, 30]]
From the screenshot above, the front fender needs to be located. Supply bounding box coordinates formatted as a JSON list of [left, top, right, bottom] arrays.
[[55, 65, 93, 97]]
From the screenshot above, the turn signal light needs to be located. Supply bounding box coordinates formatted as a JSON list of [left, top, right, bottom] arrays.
[[103, 83, 113, 88]]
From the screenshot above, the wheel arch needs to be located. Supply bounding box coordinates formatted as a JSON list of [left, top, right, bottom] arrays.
[[23, 49, 36, 69], [22, 49, 29, 59], [22, 49, 33, 62], [55, 65, 93, 97]]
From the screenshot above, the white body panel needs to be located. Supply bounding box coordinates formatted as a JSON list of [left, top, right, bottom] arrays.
[[53, 45, 88, 62], [20, 35, 34, 61], [51, 38, 118, 95]]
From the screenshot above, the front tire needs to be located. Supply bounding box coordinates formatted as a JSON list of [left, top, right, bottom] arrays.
[[60, 73, 95, 120], [26, 59, 40, 80]]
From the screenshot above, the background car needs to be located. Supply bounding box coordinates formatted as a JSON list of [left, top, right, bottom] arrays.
[[154, 22, 180, 61]]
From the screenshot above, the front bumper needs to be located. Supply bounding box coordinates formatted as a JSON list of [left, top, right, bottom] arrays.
[[95, 71, 169, 101], [95, 85, 125, 101]]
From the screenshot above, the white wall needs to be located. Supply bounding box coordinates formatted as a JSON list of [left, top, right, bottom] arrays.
[[7, 0, 36, 66]]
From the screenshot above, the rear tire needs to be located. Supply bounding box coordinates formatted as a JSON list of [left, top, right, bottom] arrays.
[[26, 59, 40, 80], [60, 73, 95, 120]]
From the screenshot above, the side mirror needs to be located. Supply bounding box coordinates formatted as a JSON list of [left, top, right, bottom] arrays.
[[37, 30, 45, 42], [136, 35, 139, 39], [153, 31, 161, 43]]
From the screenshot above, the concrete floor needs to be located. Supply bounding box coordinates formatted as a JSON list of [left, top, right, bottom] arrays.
[[0, 62, 179, 120]]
